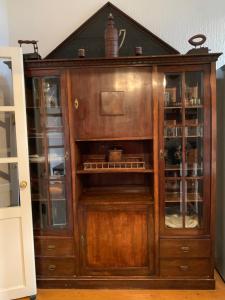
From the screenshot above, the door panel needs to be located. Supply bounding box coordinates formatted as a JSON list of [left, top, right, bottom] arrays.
[[79, 203, 154, 276], [0, 47, 36, 300], [159, 65, 211, 236], [71, 67, 152, 140]]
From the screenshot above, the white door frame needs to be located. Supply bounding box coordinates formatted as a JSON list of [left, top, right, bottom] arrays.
[[0, 47, 36, 300]]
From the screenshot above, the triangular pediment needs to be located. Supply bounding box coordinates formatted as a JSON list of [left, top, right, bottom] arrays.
[[46, 2, 179, 59]]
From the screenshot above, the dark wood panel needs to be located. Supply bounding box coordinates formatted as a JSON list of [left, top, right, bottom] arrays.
[[71, 67, 152, 140], [160, 258, 211, 277], [35, 257, 75, 277], [160, 239, 211, 258], [79, 203, 154, 275], [34, 237, 74, 257], [36, 277, 215, 289]]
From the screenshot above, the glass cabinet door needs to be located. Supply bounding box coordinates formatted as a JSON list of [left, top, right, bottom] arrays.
[[161, 69, 208, 232], [26, 76, 69, 231]]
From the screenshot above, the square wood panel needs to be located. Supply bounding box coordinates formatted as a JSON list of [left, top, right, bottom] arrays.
[[100, 91, 125, 115]]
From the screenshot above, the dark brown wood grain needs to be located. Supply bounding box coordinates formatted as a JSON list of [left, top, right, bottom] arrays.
[[71, 66, 152, 140], [160, 239, 211, 258], [160, 258, 211, 277], [35, 257, 75, 277], [34, 237, 74, 257], [78, 203, 154, 276]]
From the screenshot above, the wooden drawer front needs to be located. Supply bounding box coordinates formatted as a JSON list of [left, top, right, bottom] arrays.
[[36, 258, 75, 277], [160, 258, 211, 277], [35, 238, 74, 257], [160, 239, 211, 258]]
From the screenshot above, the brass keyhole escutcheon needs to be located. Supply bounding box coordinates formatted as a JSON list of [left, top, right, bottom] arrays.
[[74, 98, 79, 110], [19, 180, 27, 189]]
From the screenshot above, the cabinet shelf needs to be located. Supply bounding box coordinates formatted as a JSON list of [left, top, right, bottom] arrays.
[[165, 192, 202, 202], [79, 190, 153, 204], [77, 168, 153, 174], [165, 176, 203, 180], [76, 137, 153, 142]]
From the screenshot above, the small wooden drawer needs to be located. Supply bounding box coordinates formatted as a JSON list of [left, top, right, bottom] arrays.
[[160, 239, 211, 258], [35, 257, 75, 277], [160, 258, 211, 277], [34, 237, 74, 257]]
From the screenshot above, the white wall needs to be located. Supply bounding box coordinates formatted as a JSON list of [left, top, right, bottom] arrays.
[[6, 0, 225, 67], [0, 0, 9, 45]]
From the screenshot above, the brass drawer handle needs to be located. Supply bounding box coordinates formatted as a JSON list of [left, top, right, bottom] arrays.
[[48, 264, 56, 271], [47, 244, 56, 250], [180, 246, 190, 253], [179, 265, 189, 271]]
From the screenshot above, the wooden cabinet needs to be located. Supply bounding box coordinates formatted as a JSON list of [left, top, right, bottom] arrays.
[[24, 53, 219, 289]]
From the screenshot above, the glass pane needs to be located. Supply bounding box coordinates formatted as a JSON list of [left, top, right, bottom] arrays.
[[0, 58, 13, 106], [185, 136, 203, 177], [185, 72, 203, 107], [26, 108, 42, 134], [165, 178, 182, 228], [49, 180, 65, 200], [184, 71, 204, 228], [164, 73, 183, 228], [31, 179, 47, 201], [164, 74, 182, 108], [46, 115, 62, 128], [28, 136, 44, 157], [0, 112, 17, 157], [185, 178, 203, 201], [51, 200, 67, 227], [32, 201, 48, 229], [43, 77, 60, 108], [49, 180, 67, 228], [0, 163, 19, 208], [48, 132, 64, 146], [165, 203, 183, 228], [25, 78, 40, 108], [185, 203, 202, 228], [48, 147, 65, 177]]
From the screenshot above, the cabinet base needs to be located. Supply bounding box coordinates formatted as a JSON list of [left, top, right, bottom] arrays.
[[37, 278, 215, 290]]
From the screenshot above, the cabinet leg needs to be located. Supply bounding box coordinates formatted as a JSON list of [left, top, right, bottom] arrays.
[[29, 295, 36, 300]]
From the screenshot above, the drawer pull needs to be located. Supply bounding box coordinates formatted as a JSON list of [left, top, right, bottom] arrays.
[[48, 264, 56, 271], [180, 246, 190, 252], [179, 265, 189, 271], [47, 245, 56, 250]]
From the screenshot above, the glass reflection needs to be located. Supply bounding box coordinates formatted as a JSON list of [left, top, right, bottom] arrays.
[[0, 163, 19, 208]]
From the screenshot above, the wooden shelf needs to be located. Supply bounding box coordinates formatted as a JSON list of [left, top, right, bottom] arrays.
[[79, 191, 153, 204], [164, 106, 182, 109], [75, 137, 153, 142], [165, 176, 203, 180], [165, 199, 203, 203], [185, 105, 203, 108], [77, 168, 153, 174]]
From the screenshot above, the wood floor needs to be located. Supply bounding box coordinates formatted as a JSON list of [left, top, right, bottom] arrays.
[[22, 272, 225, 300]]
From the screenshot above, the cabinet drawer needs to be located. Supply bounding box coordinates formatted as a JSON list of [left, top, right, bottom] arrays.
[[160, 239, 211, 258], [34, 238, 74, 257], [160, 258, 211, 277], [35, 257, 75, 277]]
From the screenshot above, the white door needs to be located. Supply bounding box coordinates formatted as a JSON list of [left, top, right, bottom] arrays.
[[0, 47, 36, 300]]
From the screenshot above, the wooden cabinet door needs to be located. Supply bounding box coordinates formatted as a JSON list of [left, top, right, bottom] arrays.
[[71, 67, 152, 140], [79, 203, 154, 276], [158, 65, 211, 236], [25, 72, 72, 235]]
